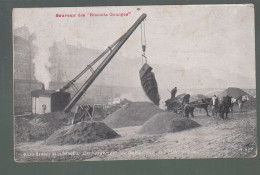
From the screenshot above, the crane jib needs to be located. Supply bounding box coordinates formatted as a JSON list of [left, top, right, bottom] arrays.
[[64, 14, 147, 112]]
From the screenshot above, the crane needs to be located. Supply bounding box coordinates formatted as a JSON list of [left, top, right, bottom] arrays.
[[59, 14, 147, 117]]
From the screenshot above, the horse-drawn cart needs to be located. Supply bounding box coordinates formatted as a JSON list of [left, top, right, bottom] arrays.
[[167, 99, 211, 117]]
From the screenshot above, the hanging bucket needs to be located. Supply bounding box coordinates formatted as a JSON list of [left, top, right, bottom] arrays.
[[139, 63, 160, 106]]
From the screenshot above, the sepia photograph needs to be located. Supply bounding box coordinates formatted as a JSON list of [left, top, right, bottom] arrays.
[[13, 4, 257, 162]]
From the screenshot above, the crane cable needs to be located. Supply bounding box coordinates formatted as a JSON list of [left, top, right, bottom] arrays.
[[141, 20, 147, 64]]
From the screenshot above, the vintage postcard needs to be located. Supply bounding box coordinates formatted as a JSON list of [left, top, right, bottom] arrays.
[[13, 4, 257, 162]]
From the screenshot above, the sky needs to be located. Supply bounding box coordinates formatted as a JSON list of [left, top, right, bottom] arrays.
[[13, 5, 256, 89]]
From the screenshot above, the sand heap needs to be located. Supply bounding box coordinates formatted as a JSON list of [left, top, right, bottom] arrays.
[[44, 121, 119, 145], [103, 102, 164, 128], [139, 112, 200, 135], [15, 117, 31, 143], [28, 111, 74, 141], [218, 87, 248, 99]]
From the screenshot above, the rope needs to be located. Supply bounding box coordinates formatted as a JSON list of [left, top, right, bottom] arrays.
[[143, 20, 146, 46], [141, 20, 147, 63], [141, 21, 143, 46]]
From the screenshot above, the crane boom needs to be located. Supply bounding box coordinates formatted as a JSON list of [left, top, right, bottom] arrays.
[[60, 33, 126, 91], [64, 13, 147, 112]]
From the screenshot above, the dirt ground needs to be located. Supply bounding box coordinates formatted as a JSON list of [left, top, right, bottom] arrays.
[[15, 110, 257, 162]]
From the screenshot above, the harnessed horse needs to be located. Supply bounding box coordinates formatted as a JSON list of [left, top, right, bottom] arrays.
[[218, 95, 232, 119], [183, 96, 211, 117], [230, 95, 249, 112]]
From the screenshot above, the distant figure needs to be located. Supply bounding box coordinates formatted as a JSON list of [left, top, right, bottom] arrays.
[[182, 94, 193, 118], [211, 95, 219, 116], [42, 104, 46, 114]]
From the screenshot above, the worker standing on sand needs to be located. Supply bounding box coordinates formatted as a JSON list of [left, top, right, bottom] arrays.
[[182, 94, 191, 117], [171, 87, 177, 100]]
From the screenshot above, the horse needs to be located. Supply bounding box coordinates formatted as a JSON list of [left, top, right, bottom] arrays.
[[218, 95, 232, 119], [230, 95, 249, 112], [237, 95, 249, 112], [183, 103, 195, 117], [182, 96, 211, 118], [230, 98, 237, 113], [191, 98, 211, 116]]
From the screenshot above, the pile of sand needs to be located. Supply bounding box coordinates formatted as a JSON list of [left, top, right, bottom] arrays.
[[28, 112, 74, 141], [15, 117, 31, 143], [103, 102, 164, 128], [218, 87, 248, 99], [139, 112, 200, 135], [44, 121, 119, 145]]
